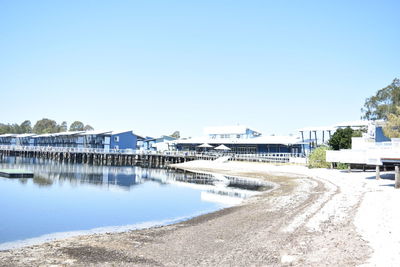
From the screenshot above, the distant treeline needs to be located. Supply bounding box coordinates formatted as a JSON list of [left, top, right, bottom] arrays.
[[0, 118, 94, 135]]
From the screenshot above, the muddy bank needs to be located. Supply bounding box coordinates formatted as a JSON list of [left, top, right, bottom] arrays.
[[0, 162, 371, 266]]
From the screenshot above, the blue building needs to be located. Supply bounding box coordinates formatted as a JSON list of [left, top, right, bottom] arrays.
[[80, 130, 143, 150], [33, 131, 84, 147], [16, 133, 36, 146], [109, 131, 142, 150], [0, 130, 143, 150], [0, 134, 17, 146]]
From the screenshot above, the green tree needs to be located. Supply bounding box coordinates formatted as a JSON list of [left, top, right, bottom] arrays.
[[383, 106, 400, 138], [20, 120, 32, 133], [308, 146, 331, 168], [69, 121, 85, 131], [328, 127, 362, 150], [0, 124, 8, 134], [10, 123, 22, 133], [59, 121, 68, 132], [33, 118, 59, 134], [362, 78, 400, 120], [84, 124, 94, 131]]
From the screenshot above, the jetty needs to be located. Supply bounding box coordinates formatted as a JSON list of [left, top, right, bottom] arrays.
[[0, 145, 304, 168], [0, 169, 34, 178]]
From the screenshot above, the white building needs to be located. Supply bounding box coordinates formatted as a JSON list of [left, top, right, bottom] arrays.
[[173, 125, 304, 154]]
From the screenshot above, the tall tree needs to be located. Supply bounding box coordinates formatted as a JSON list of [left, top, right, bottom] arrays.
[[362, 78, 400, 120], [383, 107, 400, 138], [69, 121, 85, 131], [0, 124, 9, 134], [33, 118, 59, 134], [59, 121, 68, 132], [83, 124, 94, 131], [20, 120, 32, 133]]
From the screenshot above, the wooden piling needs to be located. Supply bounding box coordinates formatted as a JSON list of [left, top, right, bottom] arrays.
[[395, 165, 400, 189], [376, 165, 380, 180]]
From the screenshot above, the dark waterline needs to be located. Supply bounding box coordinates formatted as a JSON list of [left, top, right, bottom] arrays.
[[0, 156, 269, 247]]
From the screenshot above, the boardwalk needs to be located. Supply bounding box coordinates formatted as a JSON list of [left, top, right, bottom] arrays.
[[0, 145, 306, 167]]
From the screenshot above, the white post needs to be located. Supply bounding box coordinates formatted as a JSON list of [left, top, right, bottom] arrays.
[[395, 166, 400, 189]]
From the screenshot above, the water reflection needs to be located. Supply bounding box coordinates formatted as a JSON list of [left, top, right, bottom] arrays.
[[0, 156, 271, 203], [0, 156, 273, 246]]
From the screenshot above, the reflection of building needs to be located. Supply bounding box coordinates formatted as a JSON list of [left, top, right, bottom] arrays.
[[1, 155, 270, 204], [172, 125, 304, 154]]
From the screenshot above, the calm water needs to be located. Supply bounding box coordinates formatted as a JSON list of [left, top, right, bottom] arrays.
[[0, 156, 267, 247]]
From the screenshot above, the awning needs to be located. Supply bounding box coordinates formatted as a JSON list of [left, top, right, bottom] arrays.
[[214, 144, 231, 150], [197, 143, 214, 148]]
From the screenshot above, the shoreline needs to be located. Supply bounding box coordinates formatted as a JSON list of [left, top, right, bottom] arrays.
[[1, 160, 398, 266], [0, 209, 223, 252]]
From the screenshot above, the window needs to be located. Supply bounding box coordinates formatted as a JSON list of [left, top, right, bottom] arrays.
[[114, 136, 119, 142]]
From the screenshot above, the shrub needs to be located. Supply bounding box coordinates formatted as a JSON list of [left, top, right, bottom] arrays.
[[308, 146, 331, 168], [336, 162, 349, 170]]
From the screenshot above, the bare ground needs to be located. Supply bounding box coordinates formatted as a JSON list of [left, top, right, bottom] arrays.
[[0, 167, 371, 266]]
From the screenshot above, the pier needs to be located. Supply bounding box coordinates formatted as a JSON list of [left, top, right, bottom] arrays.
[[0, 145, 216, 168], [0, 145, 306, 167]]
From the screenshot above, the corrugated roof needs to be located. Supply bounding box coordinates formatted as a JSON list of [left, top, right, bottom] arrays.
[[80, 130, 112, 135], [32, 133, 53, 138], [0, 134, 18, 138], [52, 131, 85, 136], [15, 133, 36, 138], [111, 130, 133, 135]]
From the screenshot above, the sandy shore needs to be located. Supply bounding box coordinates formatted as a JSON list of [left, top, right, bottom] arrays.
[[0, 160, 399, 266]]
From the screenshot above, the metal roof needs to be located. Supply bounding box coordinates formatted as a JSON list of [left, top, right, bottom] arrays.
[[0, 134, 18, 138], [80, 130, 113, 135], [15, 133, 36, 138], [111, 130, 132, 135]]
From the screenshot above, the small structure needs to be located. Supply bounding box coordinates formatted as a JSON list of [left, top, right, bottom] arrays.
[[141, 136, 176, 152], [204, 125, 261, 139], [0, 169, 34, 178]]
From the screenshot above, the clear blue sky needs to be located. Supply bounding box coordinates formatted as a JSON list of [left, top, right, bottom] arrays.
[[1, 0, 399, 137]]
